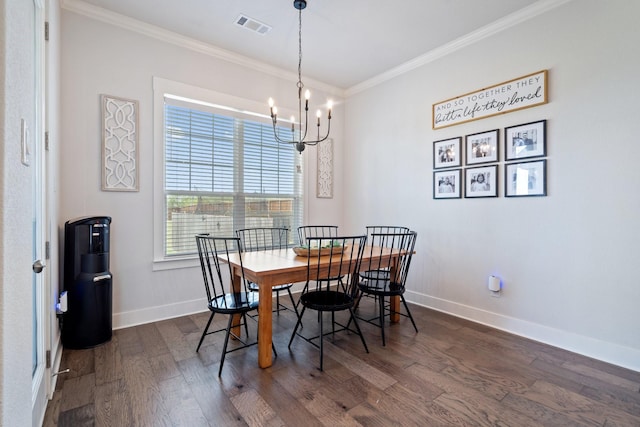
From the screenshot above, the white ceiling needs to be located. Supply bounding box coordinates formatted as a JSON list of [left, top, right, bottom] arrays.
[[71, 0, 543, 90]]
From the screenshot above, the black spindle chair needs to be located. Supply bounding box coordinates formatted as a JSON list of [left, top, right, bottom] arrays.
[[354, 231, 418, 346], [195, 234, 276, 376], [288, 235, 369, 371], [359, 226, 411, 304], [297, 225, 339, 246]]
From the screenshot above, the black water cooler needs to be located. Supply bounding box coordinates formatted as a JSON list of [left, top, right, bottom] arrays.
[[62, 216, 113, 349]]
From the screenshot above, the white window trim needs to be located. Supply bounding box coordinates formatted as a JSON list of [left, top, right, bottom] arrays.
[[152, 77, 306, 271]]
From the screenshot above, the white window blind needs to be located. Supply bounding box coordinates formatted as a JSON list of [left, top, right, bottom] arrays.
[[163, 99, 303, 257]]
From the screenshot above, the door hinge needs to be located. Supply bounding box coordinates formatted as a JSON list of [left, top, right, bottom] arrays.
[[45, 241, 50, 260], [46, 350, 51, 369], [45, 131, 49, 151], [45, 21, 49, 41]]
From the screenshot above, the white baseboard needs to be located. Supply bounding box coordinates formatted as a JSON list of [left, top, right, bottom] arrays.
[[49, 335, 63, 397], [405, 290, 640, 373], [112, 285, 307, 330], [113, 298, 207, 330]]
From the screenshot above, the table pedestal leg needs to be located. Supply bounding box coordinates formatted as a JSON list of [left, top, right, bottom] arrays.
[[258, 284, 273, 368], [390, 295, 400, 323], [231, 271, 242, 338]]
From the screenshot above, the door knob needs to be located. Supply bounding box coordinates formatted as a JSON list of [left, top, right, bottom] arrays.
[[32, 260, 45, 273]]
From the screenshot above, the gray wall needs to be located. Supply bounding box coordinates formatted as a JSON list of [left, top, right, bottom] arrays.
[[344, 0, 640, 370]]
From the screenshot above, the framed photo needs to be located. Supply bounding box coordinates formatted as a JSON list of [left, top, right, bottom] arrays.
[[505, 159, 547, 197], [505, 120, 546, 161], [434, 169, 461, 199], [465, 165, 498, 198], [465, 129, 499, 165], [433, 137, 462, 169]]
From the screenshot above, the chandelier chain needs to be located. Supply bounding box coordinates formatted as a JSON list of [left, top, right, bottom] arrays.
[[298, 6, 303, 90]]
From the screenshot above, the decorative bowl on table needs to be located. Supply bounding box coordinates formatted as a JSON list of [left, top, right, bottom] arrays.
[[292, 243, 346, 257]]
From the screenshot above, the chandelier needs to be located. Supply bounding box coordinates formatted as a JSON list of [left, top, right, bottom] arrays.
[[268, 0, 332, 154]]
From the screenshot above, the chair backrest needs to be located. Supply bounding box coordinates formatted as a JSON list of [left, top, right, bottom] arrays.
[[362, 231, 417, 292], [297, 225, 339, 246], [365, 226, 410, 243], [236, 227, 289, 252], [303, 235, 367, 298], [196, 234, 250, 307]]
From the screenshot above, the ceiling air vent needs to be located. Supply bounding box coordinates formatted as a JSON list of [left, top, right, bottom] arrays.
[[235, 14, 271, 35]]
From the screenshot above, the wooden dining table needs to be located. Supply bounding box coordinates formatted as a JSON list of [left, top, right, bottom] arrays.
[[219, 245, 403, 368]]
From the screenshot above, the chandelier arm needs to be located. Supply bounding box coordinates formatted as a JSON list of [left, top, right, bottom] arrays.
[[270, 123, 297, 145], [304, 120, 331, 146], [300, 109, 310, 142]]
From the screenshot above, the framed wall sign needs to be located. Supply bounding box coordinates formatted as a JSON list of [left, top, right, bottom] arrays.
[[434, 169, 461, 199], [433, 137, 462, 169], [465, 129, 499, 165], [432, 70, 548, 129], [505, 159, 547, 197], [465, 165, 498, 198], [505, 120, 546, 161]]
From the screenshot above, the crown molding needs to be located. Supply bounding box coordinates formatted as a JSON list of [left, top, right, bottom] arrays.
[[61, 0, 570, 100], [345, 0, 573, 97], [60, 0, 345, 98]]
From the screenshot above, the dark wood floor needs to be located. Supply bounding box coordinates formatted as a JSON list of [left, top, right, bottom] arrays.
[[43, 298, 640, 426]]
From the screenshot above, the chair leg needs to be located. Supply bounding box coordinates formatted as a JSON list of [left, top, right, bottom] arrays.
[[353, 289, 363, 312], [347, 306, 369, 354], [219, 315, 235, 376], [288, 306, 306, 348], [331, 311, 336, 338], [287, 287, 301, 321], [347, 290, 362, 330], [196, 311, 215, 352], [242, 313, 250, 338], [295, 283, 309, 311], [276, 290, 281, 315], [401, 294, 419, 333], [379, 294, 386, 346], [319, 310, 324, 371]]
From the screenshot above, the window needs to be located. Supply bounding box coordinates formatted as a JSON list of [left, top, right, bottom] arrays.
[[161, 95, 303, 258]]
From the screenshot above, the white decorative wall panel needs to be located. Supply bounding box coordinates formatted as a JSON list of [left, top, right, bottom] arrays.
[[316, 138, 333, 198], [102, 95, 139, 191]]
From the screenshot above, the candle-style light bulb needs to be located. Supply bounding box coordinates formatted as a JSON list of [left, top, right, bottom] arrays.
[[327, 100, 333, 119], [268, 98, 275, 117], [272, 106, 278, 122], [290, 115, 295, 132], [316, 110, 321, 126], [305, 90, 311, 100]]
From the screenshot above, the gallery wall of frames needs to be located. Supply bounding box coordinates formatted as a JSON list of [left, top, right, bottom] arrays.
[[433, 119, 547, 199]]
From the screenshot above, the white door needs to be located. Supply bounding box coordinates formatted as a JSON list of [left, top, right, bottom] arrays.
[[32, 0, 50, 424]]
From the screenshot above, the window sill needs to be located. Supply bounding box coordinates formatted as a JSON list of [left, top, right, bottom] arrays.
[[152, 255, 199, 271]]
